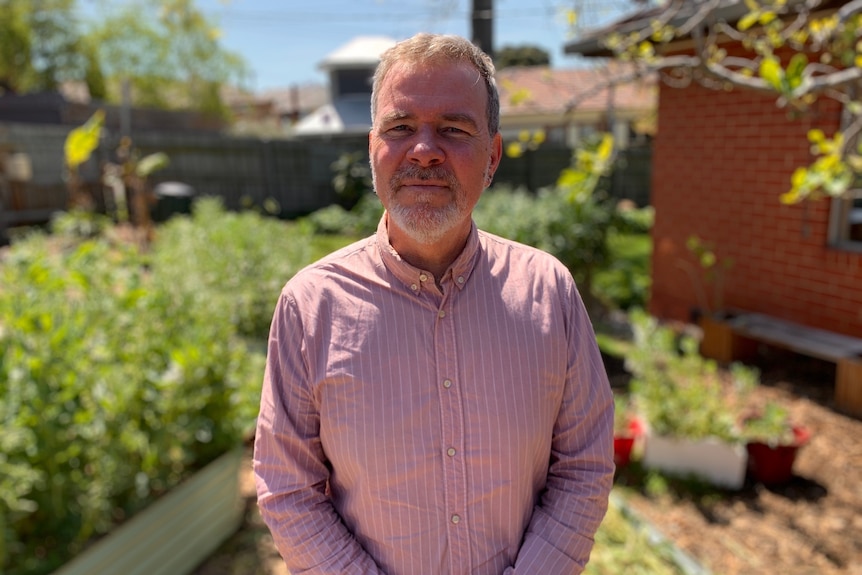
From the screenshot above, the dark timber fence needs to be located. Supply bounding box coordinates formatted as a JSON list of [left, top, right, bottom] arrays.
[[0, 122, 650, 241]]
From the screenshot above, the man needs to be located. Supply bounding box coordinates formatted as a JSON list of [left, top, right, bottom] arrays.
[[254, 33, 615, 575]]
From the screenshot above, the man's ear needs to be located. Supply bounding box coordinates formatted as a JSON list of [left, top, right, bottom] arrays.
[[485, 132, 503, 186]]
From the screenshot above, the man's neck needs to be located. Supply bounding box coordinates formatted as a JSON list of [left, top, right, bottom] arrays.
[[386, 216, 471, 282]]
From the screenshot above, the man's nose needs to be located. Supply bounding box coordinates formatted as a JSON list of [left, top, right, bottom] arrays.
[[408, 127, 444, 167]]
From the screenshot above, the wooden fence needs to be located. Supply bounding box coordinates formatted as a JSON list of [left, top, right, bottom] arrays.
[[0, 122, 650, 243]]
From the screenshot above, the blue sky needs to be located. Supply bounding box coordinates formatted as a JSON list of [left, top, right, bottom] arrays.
[[189, 0, 633, 91]]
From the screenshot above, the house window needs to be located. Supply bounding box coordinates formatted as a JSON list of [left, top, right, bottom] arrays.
[[332, 69, 373, 97], [829, 188, 862, 251]]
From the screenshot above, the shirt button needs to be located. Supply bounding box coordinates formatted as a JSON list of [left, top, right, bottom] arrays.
[[438, 310, 446, 318], [443, 379, 452, 389], [447, 447, 456, 457], [451, 514, 461, 524], [419, 273, 428, 282], [457, 276, 465, 284], [410, 283, 419, 291]]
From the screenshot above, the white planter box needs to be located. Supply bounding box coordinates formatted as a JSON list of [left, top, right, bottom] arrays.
[[52, 447, 245, 575], [643, 434, 747, 490]]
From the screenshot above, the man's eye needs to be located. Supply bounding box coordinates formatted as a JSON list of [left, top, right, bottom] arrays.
[[442, 126, 468, 135], [388, 125, 410, 132]]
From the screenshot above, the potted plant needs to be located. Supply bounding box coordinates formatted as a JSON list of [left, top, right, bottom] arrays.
[[613, 395, 645, 468], [741, 402, 811, 485], [679, 236, 755, 363], [625, 310, 752, 489]]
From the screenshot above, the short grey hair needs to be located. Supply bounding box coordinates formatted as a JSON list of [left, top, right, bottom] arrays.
[[371, 33, 500, 136]]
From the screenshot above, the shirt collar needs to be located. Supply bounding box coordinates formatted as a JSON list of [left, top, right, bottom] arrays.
[[375, 213, 478, 293]]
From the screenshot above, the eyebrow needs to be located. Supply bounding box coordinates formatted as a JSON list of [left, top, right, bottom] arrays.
[[378, 110, 481, 131]]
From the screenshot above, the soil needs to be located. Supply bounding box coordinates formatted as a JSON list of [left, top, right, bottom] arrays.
[[193, 347, 862, 575]]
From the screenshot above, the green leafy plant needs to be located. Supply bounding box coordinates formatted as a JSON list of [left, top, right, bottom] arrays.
[[593, 228, 652, 311], [614, 394, 647, 437], [740, 402, 797, 445], [586, 496, 687, 575], [304, 192, 383, 237], [63, 109, 105, 210], [0, 198, 316, 574], [151, 197, 312, 339], [330, 151, 372, 210], [625, 309, 759, 443], [475, 134, 633, 315], [680, 235, 734, 318]]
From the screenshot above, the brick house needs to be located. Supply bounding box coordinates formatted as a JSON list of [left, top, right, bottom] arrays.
[[565, 0, 862, 339]]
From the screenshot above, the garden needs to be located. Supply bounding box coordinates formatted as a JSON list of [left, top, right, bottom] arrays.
[[2, 137, 860, 575]]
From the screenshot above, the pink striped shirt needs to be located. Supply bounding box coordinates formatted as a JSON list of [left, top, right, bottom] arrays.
[[254, 216, 615, 575]]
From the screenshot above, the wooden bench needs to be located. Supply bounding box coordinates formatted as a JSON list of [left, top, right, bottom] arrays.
[[721, 313, 862, 418]]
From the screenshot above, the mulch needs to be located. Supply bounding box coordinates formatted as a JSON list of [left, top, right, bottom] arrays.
[[612, 348, 862, 575]]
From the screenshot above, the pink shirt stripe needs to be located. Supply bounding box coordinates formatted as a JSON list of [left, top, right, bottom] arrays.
[[254, 216, 615, 575]]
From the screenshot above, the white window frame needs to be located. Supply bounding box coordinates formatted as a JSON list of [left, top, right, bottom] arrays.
[[828, 188, 862, 252], [827, 101, 862, 252]]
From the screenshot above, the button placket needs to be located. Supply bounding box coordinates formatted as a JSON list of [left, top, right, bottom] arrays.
[[433, 282, 469, 568]]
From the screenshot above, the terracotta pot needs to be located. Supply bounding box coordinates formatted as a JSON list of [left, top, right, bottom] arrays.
[[745, 426, 811, 486], [614, 435, 636, 467]]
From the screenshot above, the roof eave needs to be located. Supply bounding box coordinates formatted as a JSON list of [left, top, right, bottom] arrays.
[[564, 0, 812, 58]]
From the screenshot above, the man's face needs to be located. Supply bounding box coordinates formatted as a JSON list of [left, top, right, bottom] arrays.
[[369, 61, 502, 245]]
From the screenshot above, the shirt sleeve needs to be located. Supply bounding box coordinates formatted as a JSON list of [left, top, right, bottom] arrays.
[[253, 292, 386, 575], [510, 279, 615, 574]]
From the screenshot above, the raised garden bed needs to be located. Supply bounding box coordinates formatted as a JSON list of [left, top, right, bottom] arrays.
[[53, 448, 244, 575]]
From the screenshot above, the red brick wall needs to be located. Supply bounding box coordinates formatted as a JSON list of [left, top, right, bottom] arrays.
[[649, 80, 862, 336]]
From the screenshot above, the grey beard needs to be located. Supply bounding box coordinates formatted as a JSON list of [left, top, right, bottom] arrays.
[[373, 164, 467, 245]]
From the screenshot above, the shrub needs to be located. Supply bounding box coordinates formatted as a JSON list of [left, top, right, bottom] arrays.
[[475, 183, 616, 291], [151, 197, 312, 339], [475, 182, 652, 313], [593, 230, 652, 311], [303, 192, 383, 237], [0, 198, 309, 574], [330, 151, 372, 210]]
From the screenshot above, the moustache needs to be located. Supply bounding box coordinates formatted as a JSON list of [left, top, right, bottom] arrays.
[[391, 165, 458, 188]]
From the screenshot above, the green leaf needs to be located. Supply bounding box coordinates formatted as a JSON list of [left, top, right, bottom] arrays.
[[597, 134, 615, 163], [64, 110, 104, 169], [738, 11, 761, 32], [136, 152, 170, 177], [758, 10, 778, 26], [785, 53, 808, 90], [759, 57, 785, 91]]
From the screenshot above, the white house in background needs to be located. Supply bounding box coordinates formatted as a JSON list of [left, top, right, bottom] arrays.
[[289, 36, 656, 144], [293, 36, 397, 137]]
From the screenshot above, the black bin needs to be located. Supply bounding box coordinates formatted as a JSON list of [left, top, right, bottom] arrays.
[[152, 181, 195, 223]]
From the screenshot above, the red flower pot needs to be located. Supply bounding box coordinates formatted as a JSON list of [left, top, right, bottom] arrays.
[[745, 426, 811, 485], [614, 435, 636, 467]]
